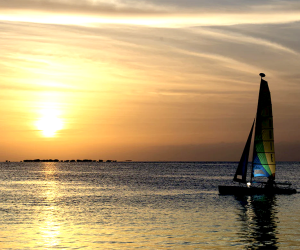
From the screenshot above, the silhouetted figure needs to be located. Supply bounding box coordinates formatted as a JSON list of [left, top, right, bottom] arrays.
[[265, 177, 275, 189]]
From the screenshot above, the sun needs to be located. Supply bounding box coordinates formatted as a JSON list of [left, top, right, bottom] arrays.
[[36, 109, 64, 137]]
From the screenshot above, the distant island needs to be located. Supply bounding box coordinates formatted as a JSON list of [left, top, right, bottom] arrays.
[[21, 159, 118, 163]]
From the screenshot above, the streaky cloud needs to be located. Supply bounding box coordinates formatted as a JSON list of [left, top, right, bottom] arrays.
[[1, 0, 300, 27], [170, 47, 260, 75], [191, 27, 299, 56], [0, 83, 99, 93], [0, 0, 167, 15]]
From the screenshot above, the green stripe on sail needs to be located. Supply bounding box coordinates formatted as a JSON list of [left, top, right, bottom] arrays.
[[255, 142, 272, 175], [255, 141, 264, 152], [257, 153, 272, 175]]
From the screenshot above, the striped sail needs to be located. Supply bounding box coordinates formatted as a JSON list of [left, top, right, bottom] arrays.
[[252, 78, 276, 179]]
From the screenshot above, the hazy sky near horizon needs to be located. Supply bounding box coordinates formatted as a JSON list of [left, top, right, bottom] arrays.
[[1, 0, 300, 161]]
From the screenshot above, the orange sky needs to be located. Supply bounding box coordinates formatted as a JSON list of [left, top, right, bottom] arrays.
[[1, 0, 300, 161]]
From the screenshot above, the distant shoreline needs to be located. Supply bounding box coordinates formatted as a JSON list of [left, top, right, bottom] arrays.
[[4, 160, 247, 163], [20, 159, 117, 163], [3, 160, 299, 163]]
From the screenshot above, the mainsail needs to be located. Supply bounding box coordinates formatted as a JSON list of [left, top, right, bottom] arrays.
[[233, 121, 254, 183], [252, 78, 276, 180]]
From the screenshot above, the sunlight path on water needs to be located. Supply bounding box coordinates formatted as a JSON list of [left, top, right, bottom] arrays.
[[0, 162, 299, 249]]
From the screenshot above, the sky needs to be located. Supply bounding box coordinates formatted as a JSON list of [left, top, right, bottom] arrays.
[[1, 0, 300, 161]]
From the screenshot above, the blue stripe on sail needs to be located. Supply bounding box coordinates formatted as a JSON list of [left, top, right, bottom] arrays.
[[253, 164, 271, 177], [252, 152, 272, 178]]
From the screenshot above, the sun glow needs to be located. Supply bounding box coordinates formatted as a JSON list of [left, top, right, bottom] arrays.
[[36, 109, 64, 137]]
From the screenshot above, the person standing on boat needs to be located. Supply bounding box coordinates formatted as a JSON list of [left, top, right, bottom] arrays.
[[265, 177, 275, 189]]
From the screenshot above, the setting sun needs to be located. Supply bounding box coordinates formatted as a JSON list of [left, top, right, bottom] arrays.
[[36, 109, 64, 137]]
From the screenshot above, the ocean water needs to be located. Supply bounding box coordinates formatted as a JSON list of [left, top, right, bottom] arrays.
[[0, 161, 299, 249]]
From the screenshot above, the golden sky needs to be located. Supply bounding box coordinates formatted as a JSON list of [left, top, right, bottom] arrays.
[[1, 0, 300, 161]]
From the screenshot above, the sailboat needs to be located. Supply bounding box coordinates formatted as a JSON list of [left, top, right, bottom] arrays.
[[218, 73, 296, 195]]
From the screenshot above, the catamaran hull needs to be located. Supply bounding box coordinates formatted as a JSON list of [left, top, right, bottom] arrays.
[[218, 185, 297, 195]]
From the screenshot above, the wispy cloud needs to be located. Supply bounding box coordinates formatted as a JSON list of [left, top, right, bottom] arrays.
[[1, 0, 300, 27], [191, 28, 299, 56], [0, 0, 167, 15], [2, 0, 300, 14], [0, 83, 100, 94]]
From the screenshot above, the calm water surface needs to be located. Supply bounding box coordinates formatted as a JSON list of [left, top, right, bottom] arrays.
[[0, 162, 299, 249]]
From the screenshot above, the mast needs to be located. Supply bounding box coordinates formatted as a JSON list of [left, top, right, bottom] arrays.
[[251, 73, 276, 183]]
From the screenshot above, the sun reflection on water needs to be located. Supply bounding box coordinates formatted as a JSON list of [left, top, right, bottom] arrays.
[[37, 163, 61, 248]]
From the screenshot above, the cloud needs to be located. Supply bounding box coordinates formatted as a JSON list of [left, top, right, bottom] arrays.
[[1, 0, 300, 27], [0, 83, 98, 93], [0, 0, 166, 15], [2, 0, 300, 14], [191, 27, 299, 56]]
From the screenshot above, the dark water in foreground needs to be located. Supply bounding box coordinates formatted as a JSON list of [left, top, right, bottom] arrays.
[[0, 162, 299, 249]]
